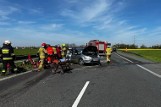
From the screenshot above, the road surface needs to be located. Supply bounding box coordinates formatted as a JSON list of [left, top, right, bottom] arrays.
[[0, 51, 161, 107]]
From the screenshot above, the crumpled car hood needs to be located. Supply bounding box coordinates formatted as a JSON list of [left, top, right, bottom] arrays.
[[82, 46, 98, 56]]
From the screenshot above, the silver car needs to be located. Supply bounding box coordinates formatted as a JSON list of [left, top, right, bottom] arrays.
[[68, 46, 101, 65]]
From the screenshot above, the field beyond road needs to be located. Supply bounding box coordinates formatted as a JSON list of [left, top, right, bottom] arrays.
[[14, 48, 38, 55], [14, 48, 161, 63], [118, 49, 161, 63]]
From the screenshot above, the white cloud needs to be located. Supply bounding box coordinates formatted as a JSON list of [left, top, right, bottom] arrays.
[[65, 0, 79, 3], [79, 0, 110, 22], [0, 2, 20, 26], [40, 23, 63, 31], [0, 0, 160, 47], [0, 16, 10, 21], [28, 8, 43, 14], [0, 6, 18, 15], [0, 22, 10, 25], [61, 9, 77, 19], [0, 5, 20, 26], [18, 21, 36, 24], [61, 0, 112, 23], [0, 26, 92, 46]]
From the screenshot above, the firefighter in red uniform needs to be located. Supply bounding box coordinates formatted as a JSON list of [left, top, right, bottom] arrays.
[[46, 44, 54, 63]]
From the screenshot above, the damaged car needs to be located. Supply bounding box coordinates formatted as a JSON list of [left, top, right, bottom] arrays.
[[70, 46, 101, 65]]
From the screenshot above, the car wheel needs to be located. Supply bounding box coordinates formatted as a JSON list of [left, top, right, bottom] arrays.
[[79, 59, 84, 65]]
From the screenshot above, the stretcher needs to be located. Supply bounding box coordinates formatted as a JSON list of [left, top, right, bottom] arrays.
[[50, 58, 71, 74]]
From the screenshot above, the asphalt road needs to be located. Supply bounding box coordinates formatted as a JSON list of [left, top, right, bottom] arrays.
[[1, 51, 161, 107]]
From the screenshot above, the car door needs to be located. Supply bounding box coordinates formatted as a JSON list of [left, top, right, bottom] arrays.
[[70, 49, 78, 63], [75, 49, 82, 63]]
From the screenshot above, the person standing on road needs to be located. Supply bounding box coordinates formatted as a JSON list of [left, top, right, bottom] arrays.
[[46, 44, 54, 63], [37, 43, 47, 72], [52, 45, 57, 59], [61, 44, 68, 58], [106, 46, 112, 63], [56, 45, 62, 59], [0, 40, 17, 75]]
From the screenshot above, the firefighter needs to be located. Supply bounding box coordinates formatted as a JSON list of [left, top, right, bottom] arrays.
[[37, 43, 47, 72], [106, 46, 112, 63], [61, 44, 67, 58], [46, 44, 54, 63], [53, 45, 59, 60], [0, 40, 17, 75], [56, 45, 62, 59]]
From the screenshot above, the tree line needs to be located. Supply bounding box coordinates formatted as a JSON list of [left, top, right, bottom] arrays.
[[114, 44, 161, 49], [4, 43, 161, 49]]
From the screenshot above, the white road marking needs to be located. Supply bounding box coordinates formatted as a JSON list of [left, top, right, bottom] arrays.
[[136, 64, 161, 78], [115, 53, 133, 63], [0, 70, 33, 82], [116, 53, 161, 78], [72, 81, 90, 107]]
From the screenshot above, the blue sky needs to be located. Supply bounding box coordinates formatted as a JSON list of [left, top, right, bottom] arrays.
[[0, 0, 161, 46]]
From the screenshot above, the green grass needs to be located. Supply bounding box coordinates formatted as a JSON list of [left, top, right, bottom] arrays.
[[0, 63, 33, 74], [127, 50, 161, 62], [14, 48, 38, 55]]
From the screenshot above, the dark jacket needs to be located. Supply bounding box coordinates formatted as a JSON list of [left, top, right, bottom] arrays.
[[0, 44, 15, 60]]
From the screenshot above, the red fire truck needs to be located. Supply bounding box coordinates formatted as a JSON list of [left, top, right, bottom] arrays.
[[88, 40, 108, 56]]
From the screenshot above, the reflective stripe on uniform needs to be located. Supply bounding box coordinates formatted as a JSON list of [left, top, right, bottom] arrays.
[[3, 57, 13, 60], [2, 49, 9, 54], [14, 68, 18, 71], [11, 53, 15, 56], [2, 70, 6, 73]]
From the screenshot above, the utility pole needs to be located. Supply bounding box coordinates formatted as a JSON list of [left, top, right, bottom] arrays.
[[133, 35, 136, 45]]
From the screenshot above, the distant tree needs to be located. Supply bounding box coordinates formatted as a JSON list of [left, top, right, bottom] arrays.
[[151, 44, 161, 49], [115, 43, 138, 49], [140, 44, 147, 48], [130, 44, 138, 49], [78, 45, 85, 48], [67, 43, 77, 48]]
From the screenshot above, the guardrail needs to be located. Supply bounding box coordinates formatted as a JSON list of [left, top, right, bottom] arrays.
[[0, 55, 38, 63]]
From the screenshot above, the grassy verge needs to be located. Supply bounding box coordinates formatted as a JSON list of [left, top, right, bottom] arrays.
[[0, 62, 30, 74], [0, 59, 39, 74], [119, 49, 161, 62], [14, 48, 38, 55]]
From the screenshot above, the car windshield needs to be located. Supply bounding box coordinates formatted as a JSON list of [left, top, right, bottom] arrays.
[[71, 47, 84, 55]]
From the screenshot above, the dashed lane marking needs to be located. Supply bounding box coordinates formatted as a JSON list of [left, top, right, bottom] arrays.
[[115, 53, 133, 63], [72, 81, 90, 107], [115, 52, 161, 78], [136, 64, 161, 78]]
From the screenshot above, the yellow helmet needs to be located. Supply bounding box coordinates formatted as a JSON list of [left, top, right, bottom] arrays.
[[62, 44, 66, 47]]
